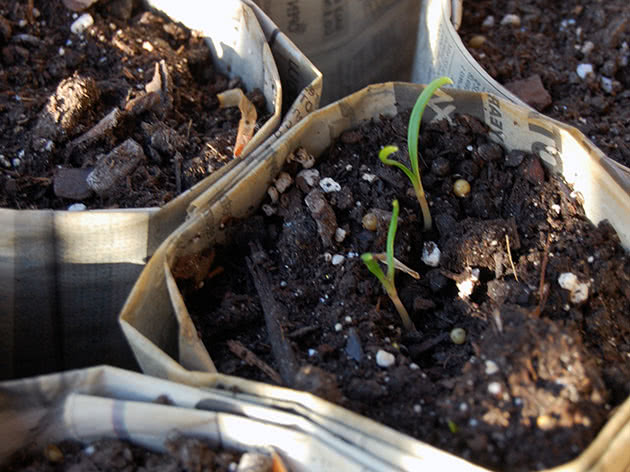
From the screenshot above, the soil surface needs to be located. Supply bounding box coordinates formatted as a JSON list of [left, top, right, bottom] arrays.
[[458, 0, 630, 167], [0, 0, 267, 209], [178, 112, 630, 471], [6, 437, 242, 472]]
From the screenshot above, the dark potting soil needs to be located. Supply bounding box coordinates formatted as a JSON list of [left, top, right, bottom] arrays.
[[0, 0, 267, 209], [458, 0, 630, 168], [5, 437, 242, 472], [177, 112, 630, 471]]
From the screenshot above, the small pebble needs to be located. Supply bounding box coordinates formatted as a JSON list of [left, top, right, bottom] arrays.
[[453, 178, 471, 197], [413, 404, 422, 413], [332, 254, 345, 265], [469, 35, 487, 48], [362, 212, 378, 231], [485, 360, 499, 375], [362, 173, 377, 183], [576, 63, 594, 80], [68, 203, 87, 211], [422, 241, 441, 267], [482, 15, 495, 28], [488, 381, 502, 395], [376, 349, 396, 368], [410, 363, 419, 370], [335, 227, 347, 243], [500, 14, 521, 26], [600, 77, 613, 94], [319, 177, 341, 193], [450, 327, 466, 344], [274, 171, 293, 193], [70, 13, 94, 35], [142, 41, 154, 52], [308, 348, 317, 357], [344, 316, 352, 323], [581, 41, 595, 55], [334, 323, 343, 332]]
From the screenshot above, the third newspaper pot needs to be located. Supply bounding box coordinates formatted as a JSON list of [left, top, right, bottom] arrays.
[[0, 0, 284, 379], [120, 82, 630, 471]]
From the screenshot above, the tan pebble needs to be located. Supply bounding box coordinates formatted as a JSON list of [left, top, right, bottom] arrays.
[[45, 444, 64, 463], [469, 35, 487, 48], [362, 212, 378, 231], [453, 179, 471, 197]]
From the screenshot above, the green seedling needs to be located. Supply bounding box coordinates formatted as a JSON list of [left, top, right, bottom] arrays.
[[378, 76, 454, 231], [361, 200, 416, 331]]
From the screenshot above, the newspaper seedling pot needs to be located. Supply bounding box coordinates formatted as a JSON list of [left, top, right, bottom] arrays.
[[0, 0, 291, 380], [0, 365, 407, 471], [120, 82, 630, 471]]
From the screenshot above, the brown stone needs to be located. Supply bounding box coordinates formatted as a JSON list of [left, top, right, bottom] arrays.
[[505, 74, 552, 111]]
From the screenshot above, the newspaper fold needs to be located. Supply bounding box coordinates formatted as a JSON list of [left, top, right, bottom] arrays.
[[120, 81, 630, 472], [1, 0, 324, 380]]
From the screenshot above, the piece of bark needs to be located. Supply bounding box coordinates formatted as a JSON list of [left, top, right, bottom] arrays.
[[227, 339, 283, 385], [62, 0, 99, 12], [86, 138, 145, 195], [247, 243, 299, 386], [304, 188, 337, 247], [54, 168, 92, 200], [68, 107, 120, 151], [32, 73, 99, 149]]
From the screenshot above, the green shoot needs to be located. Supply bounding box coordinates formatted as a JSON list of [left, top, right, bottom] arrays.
[[361, 200, 416, 331], [378, 76, 454, 231]]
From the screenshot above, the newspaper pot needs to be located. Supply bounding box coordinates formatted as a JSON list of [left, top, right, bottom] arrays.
[[120, 82, 630, 471], [0, 365, 405, 471], [0, 0, 289, 380]]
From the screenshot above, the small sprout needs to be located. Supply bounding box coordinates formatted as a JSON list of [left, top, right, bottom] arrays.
[[361, 200, 416, 331], [453, 178, 471, 197], [378, 76, 454, 231], [450, 327, 466, 344]]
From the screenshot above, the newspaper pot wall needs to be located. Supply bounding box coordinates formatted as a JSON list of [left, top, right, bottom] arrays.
[[0, 365, 407, 471], [120, 82, 630, 471], [0, 0, 286, 380], [251, 0, 423, 105]]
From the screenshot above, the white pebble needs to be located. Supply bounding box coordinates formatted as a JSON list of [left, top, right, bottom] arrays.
[[335, 227, 347, 243], [466, 145, 474, 152], [488, 381, 502, 395], [324, 252, 332, 262], [58, 47, 65, 56], [558, 272, 589, 304], [142, 41, 154, 52], [456, 268, 479, 299], [376, 350, 396, 368], [12, 158, 21, 168], [581, 41, 594, 55], [551, 203, 561, 213], [267, 185, 279, 203], [293, 148, 315, 168], [587, 256, 594, 263], [274, 172, 293, 193], [362, 173, 377, 183], [332, 254, 345, 265], [319, 177, 341, 193], [500, 14, 521, 26], [334, 323, 343, 332], [345, 164, 353, 171], [576, 63, 594, 80], [482, 15, 495, 28], [67, 203, 87, 211], [71, 13, 94, 35], [297, 168, 320, 187], [459, 402, 468, 412], [601, 77, 614, 94], [344, 316, 352, 323], [485, 360, 499, 375], [410, 362, 419, 370], [422, 241, 441, 267], [308, 349, 317, 357], [413, 404, 422, 413]]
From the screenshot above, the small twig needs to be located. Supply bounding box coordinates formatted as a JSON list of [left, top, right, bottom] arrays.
[[227, 340, 283, 385], [532, 233, 552, 318], [174, 152, 183, 194], [371, 253, 420, 279], [26, 0, 34, 24], [247, 242, 299, 386], [505, 234, 519, 282]]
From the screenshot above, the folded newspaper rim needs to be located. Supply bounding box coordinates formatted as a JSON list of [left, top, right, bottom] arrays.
[[120, 82, 630, 472]]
